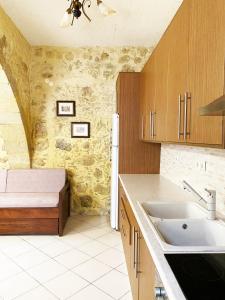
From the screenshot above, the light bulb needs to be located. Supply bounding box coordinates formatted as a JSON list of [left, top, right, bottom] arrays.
[[98, 1, 116, 16], [60, 11, 72, 28]]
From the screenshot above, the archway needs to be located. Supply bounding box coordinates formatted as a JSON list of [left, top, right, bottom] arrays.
[[0, 65, 30, 168]]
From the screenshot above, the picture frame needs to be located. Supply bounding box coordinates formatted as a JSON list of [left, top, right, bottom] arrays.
[[56, 101, 76, 117], [71, 122, 90, 138]]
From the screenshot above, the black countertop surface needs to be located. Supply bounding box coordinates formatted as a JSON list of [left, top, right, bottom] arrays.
[[165, 253, 225, 300]]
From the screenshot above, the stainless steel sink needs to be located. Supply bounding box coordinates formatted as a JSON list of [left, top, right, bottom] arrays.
[[141, 201, 207, 219]]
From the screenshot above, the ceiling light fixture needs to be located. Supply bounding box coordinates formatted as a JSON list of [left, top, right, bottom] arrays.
[[60, 0, 116, 27]]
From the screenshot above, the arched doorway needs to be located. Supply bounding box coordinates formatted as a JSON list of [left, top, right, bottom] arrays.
[[0, 65, 30, 168]]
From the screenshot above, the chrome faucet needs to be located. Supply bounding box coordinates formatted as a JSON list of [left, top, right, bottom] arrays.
[[182, 180, 216, 220]]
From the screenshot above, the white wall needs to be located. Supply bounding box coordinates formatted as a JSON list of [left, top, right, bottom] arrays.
[[160, 144, 225, 214]]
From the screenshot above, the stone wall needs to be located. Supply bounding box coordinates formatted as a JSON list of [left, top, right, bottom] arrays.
[[0, 66, 30, 168], [0, 6, 31, 156], [161, 144, 225, 214], [30, 46, 152, 214]]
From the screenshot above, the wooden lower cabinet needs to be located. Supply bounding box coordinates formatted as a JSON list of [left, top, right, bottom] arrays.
[[138, 231, 155, 300], [119, 184, 156, 300]]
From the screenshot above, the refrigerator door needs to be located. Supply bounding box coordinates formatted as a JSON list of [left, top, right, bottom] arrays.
[[110, 113, 119, 230]]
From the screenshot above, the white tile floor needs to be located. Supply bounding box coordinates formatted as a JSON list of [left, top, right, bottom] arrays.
[[0, 215, 133, 300]]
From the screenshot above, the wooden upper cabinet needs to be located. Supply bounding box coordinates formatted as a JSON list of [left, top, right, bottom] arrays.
[[166, 0, 190, 143], [140, 54, 156, 141], [187, 0, 225, 145], [154, 34, 169, 142], [139, 0, 225, 147]]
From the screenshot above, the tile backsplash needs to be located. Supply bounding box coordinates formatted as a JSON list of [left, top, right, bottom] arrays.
[[160, 144, 225, 214]]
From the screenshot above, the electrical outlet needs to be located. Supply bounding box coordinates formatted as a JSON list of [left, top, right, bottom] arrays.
[[196, 160, 207, 172]]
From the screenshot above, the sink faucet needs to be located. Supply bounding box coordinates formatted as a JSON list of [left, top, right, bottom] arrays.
[[182, 180, 216, 220]]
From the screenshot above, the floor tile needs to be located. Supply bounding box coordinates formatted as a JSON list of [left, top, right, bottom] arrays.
[[114, 242, 124, 252], [116, 263, 128, 275], [58, 232, 92, 248], [73, 258, 112, 282], [12, 249, 50, 270], [27, 259, 67, 283], [82, 227, 112, 239], [95, 248, 125, 268], [54, 249, 90, 269], [1, 240, 34, 258], [97, 232, 122, 247], [94, 269, 130, 299], [21, 235, 56, 248], [40, 240, 71, 257], [14, 286, 58, 300], [0, 272, 38, 300], [77, 240, 109, 257], [44, 271, 89, 300], [120, 291, 133, 300], [85, 216, 110, 227], [68, 284, 114, 300], [0, 236, 22, 250], [0, 258, 22, 281]]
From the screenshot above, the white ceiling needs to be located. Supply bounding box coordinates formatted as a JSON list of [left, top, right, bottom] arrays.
[[0, 0, 183, 47]]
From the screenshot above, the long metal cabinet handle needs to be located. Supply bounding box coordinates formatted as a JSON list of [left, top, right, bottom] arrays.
[[141, 115, 144, 139], [135, 231, 141, 278], [184, 92, 191, 140], [149, 111, 152, 139], [135, 230, 139, 278], [178, 94, 182, 140], [133, 228, 136, 269], [152, 112, 156, 138], [184, 93, 187, 140]]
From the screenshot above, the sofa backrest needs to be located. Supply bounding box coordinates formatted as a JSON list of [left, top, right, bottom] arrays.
[[6, 169, 66, 193], [0, 170, 7, 192]]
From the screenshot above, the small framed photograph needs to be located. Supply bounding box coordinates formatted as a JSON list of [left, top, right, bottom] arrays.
[[56, 101, 76, 117], [71, 122, 90, 138]]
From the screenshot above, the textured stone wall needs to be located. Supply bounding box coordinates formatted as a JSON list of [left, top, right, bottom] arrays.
[[0, 6, 31, 156], [161, 144, 225, 214], [30, 46, 152, 214], [0, 66, 30, 168]]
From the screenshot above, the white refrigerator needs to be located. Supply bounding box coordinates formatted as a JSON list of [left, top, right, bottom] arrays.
[[110, 113, 119, 230]]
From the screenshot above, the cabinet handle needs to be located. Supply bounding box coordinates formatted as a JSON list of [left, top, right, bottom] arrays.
[[152, 112, 156, 138], [141, 115, 144, 139], [133, 227, 137, 271], [121, 224, 126, 238], [184, 92, 191, 140], [178, 94, 184, 140], [150, 111, 152, 139]]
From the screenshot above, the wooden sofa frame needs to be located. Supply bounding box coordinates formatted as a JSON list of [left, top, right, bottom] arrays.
[[0, 181, 70, 236]]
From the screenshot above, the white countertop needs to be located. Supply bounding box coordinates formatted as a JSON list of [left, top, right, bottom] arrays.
[[119, 174, 193, 300]]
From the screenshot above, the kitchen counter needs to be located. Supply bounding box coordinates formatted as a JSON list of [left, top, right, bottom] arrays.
[[119, 174, 200, 300]]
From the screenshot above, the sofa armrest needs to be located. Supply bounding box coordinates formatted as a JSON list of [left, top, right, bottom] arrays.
[[58, 179, 70, 236], [59, 180, 70, 195]]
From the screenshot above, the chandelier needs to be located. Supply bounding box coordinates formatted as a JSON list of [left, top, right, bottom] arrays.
[[60, 0, 116, 27]]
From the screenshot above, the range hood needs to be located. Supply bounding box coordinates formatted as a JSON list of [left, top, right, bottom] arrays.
[[199, 94, 225, 116]]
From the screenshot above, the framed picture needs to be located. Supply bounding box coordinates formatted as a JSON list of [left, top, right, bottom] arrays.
[[71, 122, 90, 138], [56, 101, 76, 117]]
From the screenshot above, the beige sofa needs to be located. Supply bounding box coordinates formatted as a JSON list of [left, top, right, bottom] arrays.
[[0, 169, 70, 236]]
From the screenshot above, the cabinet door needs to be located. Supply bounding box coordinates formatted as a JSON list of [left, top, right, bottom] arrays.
[[130, 224, 139, 300], [188, 0, 225, 145], [138, 231, 155, 300], [166, 0, 190, 143], [119, 185, 139, 300], [140, 54, 156, 141], [154, 34, 169, 142]]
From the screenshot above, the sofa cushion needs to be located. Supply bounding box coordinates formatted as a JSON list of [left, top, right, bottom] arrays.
[[6, 169, 66, 193], [0, 193, 59, 208], [0, 170, 7, 192]]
